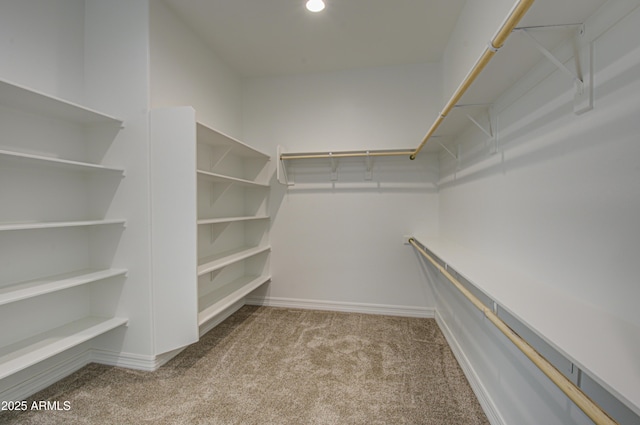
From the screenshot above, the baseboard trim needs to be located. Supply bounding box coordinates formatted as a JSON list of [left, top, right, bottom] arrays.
[[435, 310, 505, 425], [90, 348, 164, 372], [0, 349, 92, 402], [245, 296, 434, 318]]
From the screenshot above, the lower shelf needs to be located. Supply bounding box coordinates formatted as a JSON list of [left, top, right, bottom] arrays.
[[198, 246, 271, 276], [198, 274, 271, 327], [0, 268, 127, 307], [0, 316, 128, 380]]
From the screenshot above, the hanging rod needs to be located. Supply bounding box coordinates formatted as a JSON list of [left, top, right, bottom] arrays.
[[410, 0, 535, 160], [408, 238, 618, 425], [280, 149, 414, 161]]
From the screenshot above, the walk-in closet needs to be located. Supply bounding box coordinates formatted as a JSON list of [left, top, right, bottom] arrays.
[[1, 0, 639, 424]]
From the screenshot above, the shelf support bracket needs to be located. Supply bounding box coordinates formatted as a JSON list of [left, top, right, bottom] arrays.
[[276, 145, 294, 186], [455, 104, 498, 155], [436, 139, 458, 162], [364, 151, 373, 180], [210, 145, 233, 172], [329, 152, 338, 181], [515, 24, 592, 114], [466, 113, 493, 139]]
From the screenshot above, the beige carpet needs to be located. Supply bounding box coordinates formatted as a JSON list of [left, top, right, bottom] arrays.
[[1, 306, 489, 424]]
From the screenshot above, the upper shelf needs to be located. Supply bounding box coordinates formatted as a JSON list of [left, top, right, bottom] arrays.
[[417, 0, 608, 155], [411, 235, 640, 417], [196, 122, 270, 159], [0, 78, 123, 124]]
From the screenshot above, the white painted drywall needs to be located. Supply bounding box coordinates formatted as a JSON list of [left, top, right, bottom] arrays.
[[242, 64, 441, 312], [0, 0, 85, 103], [441, 0, 514, 103], [150, 0, 243, 139], [434, 1, 640, 422], [439, 2, 640, 328]]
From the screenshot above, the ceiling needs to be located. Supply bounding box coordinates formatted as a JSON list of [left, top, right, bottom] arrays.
[[162, 0, 466, 77]]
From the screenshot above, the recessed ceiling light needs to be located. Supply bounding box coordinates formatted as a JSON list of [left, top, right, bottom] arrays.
[[306, 0, 325, 13]]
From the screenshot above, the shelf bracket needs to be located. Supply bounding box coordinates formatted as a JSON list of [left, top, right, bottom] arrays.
[[436, 139, 458, 162], [276, 145, 294, 186], [515, 24, 592, 114], [455, 104, 498, 155], [466, 113, 494, 139], [210, 145, 233, 172], [329, 152, 338, 181], [364, 151, 373, 180]]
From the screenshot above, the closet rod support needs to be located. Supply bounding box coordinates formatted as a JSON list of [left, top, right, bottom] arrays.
[[515, 27, 583, 85]]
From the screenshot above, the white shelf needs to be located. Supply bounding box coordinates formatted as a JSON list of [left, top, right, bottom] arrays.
[[0, 219, 126, 232], [0, 269, 127, 307], [198, 274, 271, 327], [0, 78, 123, 124], [425, 0, 605, 153], [197, 169, 269, 187], [0, 316, 128, 380], [412, 236, 640, 416], [198, 246, 271, 276], [0, 149, 124, 174], [197, 216, 269, 225], [196, 122, 269, 159]]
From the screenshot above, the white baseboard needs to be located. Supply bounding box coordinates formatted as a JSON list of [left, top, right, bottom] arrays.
[[91, 348, 166, 372], [435, 310, 505, 425], [245, 296, 435, 318], [0, 349, 92, 402]]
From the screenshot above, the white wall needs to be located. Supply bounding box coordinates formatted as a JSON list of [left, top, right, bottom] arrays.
[[83, 0, 154, 359], [243, 64, 441, 314], [150, 0, 243, 138], [439, 2, 640, 328], [441, 0, 514, 102], [433, 1, 640, 423], [0, 0, 85, 103]]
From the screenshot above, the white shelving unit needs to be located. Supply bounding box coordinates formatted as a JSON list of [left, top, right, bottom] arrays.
[[0, 78, 128, 382], [196, 121, 271, 333], [0, 317, 128, 381], [150, 107, 271, 352]]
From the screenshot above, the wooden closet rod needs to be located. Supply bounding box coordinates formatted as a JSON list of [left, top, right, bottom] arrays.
[[408, 238, 618, 425], [280, 149, 414, 161], [410, 0, 535, 160]]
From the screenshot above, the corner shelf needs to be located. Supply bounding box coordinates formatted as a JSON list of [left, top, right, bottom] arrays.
[[0, 316, 128, 380], [0, 269, 127, 307]]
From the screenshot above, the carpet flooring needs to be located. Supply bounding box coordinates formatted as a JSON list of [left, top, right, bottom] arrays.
[[1, 306, 489, 424]]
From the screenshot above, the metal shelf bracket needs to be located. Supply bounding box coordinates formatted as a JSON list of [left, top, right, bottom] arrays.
[[515, 24, 592, 114], [329, 152, 338, 181], [364, 151, 373, 180]]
